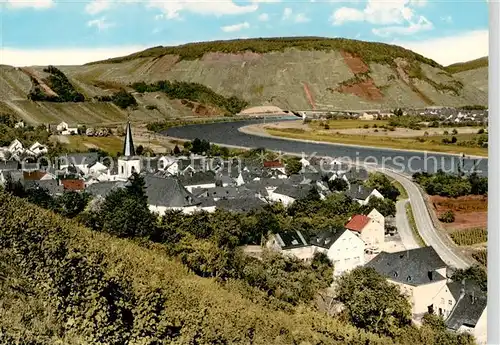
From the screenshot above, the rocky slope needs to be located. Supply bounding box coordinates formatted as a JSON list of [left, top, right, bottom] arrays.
[[447, 57, 488, 94], [0, 38, 488, 125]]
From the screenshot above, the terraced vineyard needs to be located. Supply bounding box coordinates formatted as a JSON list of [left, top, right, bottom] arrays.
[[450, 228, 487, 246]]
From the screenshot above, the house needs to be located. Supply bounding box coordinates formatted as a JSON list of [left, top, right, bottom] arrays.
[[266, 230, 311, 260], [86, 161, 108, 175], [365, 246, 449, 320], [157, 155, 177, 171], [178, 171, 217, 192], [345, 184, 384, 205], [359, 112, 377, 120], [56, 121, 69, 132], [14, 120, 25, 129], [8, 139, 24, 156], [144, 174, 199, 215], [345, 210, 385, 248], [215, 197, 267, 213], [263, 160, 286, 174], [445, 280, 487, 345], [24, 179, 64, 196], [28, 142, 48, 156], [57, 122, 79, 135], [268, 184, 319, 206], [59, 153, 99, 172], [309, 229, 365, 276], [23, 170, 55, 181]]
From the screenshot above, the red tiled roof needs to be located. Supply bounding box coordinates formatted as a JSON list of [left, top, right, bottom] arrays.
[[345, 215, 370, 233], [263, 160, 283, 168], [61, 179, 85, 191]]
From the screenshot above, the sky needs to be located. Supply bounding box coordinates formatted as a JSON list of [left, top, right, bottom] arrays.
[[0, 0, 489, 66]]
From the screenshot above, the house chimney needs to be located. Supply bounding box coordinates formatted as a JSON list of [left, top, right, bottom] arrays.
[[358, 185, 361, 193], [471, 291, 475, 304]]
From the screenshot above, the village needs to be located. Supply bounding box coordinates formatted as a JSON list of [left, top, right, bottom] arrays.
[[0, 119, 488, 344]]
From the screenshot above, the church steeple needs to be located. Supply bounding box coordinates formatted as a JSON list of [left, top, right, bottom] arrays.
[[123, 120, 135, 157]]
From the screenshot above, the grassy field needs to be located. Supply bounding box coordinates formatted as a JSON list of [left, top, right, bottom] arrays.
[[266, 128, 487, 157], [405, 202, 426, 247], [60, 135, 124, 155]]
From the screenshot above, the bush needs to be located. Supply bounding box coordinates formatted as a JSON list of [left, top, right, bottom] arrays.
[[111, 89, 137, 109], [477, 128, 485, 134], [27, 65, 85, 102], [439, 210, 455, 223], [131, 80, 247, 115]]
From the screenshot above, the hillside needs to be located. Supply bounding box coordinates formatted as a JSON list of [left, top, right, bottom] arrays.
[[447, 57, 488, 93], [0, 37, 488, 125]]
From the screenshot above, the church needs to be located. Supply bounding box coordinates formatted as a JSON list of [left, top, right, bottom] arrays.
[[117, 121, 141, 179]]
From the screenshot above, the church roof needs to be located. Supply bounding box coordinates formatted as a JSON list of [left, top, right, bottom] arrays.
[[123, 121, 135, 157]]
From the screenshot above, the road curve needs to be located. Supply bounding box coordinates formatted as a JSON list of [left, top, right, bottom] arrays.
[[164, 118, 477, 269], [380, 169, 471, 269]]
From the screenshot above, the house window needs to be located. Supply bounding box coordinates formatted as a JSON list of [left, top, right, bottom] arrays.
[[121, 166, 124, 174], [448, 300, 452, 306]]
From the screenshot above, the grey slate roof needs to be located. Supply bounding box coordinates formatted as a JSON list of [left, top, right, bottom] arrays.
[[365, 246, 447, 286], [275, 230, 309, 250], [343, 168, 369, 182], [58, 152, 99, 167], [5, 170, 23, 183], [0, 160, 19, 171], [86, 181, 125, 198], [273, 184, 313, 200], [179, 171, 216, 186], [309, 229, 348, 249], [24, 179, 64, 195], [345, 184, 374, 200], [445, 280, 487, 330], [193, 186, 255, 199], [215, 197, 266, 213], [141, 157, 159, 173], [144, 174, 197, 207]]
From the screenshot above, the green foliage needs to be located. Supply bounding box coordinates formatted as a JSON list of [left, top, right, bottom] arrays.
[[405, 203, 425, 247], [0, 118, 50, 148], [131, 80, 248, 115], [450, 228, 487, 246], [413, 171, 487, 197], [327, 177, 349, 192], [285, 157, 303, 175], [451, 265, 487, 291], [472, 250, 487, 267], [365, 172, 400, 201], [111, 89, 137, 109], [362, 196, 396, 217], [1, 190, 415, 345], [27, 65, 85, 102], [336, 267, 413, 337], [89, 37, 442, 68], [439, 210, 455, 223], [446, 57, 488, 74]]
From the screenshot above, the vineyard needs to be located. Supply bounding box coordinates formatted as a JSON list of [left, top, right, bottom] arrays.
[[472, 250, 487, 266], [450, 228, 487, 246]]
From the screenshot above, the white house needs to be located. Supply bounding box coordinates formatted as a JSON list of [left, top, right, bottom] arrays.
[[56, 121, 69, 132], [28, 142, 48, 156], [59, 152, 99, 173], [366, 246, 488, 339], [8, 139, 24, 155], [345, 210, 385, 249], [309, 229, 365, 276], [14, 121, 25, 129], [158, 155, 177, 172], [179, 172, 217, 192], [268, 185, 324, 207]]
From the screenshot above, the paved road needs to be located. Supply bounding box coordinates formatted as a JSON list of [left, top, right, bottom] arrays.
[[395, 199, 420, 250], [165, 118, 475, 269], [381, 169, 471, 269]]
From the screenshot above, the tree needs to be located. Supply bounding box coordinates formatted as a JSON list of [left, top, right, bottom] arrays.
[[136, 145, 144, 156], [451, 136, 457, 144], [451, 266, 487, 291], [439, 210, 455, 223], [452, 129, 458, 135], [54, 191, 90, 218], [327, 177, 348, 192], [173, 144, 181, 155], [285, 157, 302, 175], [365, 173, 400, 201], [335, 267, 412, 337], [363, 197, 396, 217]]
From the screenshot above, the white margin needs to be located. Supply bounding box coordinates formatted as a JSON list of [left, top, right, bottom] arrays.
[[488, 2, 499, 344]]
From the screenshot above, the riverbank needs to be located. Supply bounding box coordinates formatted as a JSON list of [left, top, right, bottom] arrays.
[[239, 123, 487, 159]]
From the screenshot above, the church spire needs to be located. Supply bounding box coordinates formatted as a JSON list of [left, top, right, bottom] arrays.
[[123, 120, 135, 157]]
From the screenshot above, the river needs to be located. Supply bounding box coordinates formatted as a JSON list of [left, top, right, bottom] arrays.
[[164, 118, 488, 176]]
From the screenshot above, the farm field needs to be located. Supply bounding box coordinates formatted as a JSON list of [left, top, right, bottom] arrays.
[[261, 120, 487, 157], [430, 195, 487, 267]]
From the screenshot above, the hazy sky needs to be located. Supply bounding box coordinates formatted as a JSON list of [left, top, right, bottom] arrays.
[[0, 0, 489, 66]]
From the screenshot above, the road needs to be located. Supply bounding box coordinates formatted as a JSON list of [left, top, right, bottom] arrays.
[[381, 169, 471, 269], [395, 199, 420, 250], [165, 118, 475, 269]]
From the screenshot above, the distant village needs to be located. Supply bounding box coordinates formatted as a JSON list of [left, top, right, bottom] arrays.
[[0, 117, 487, 344]]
